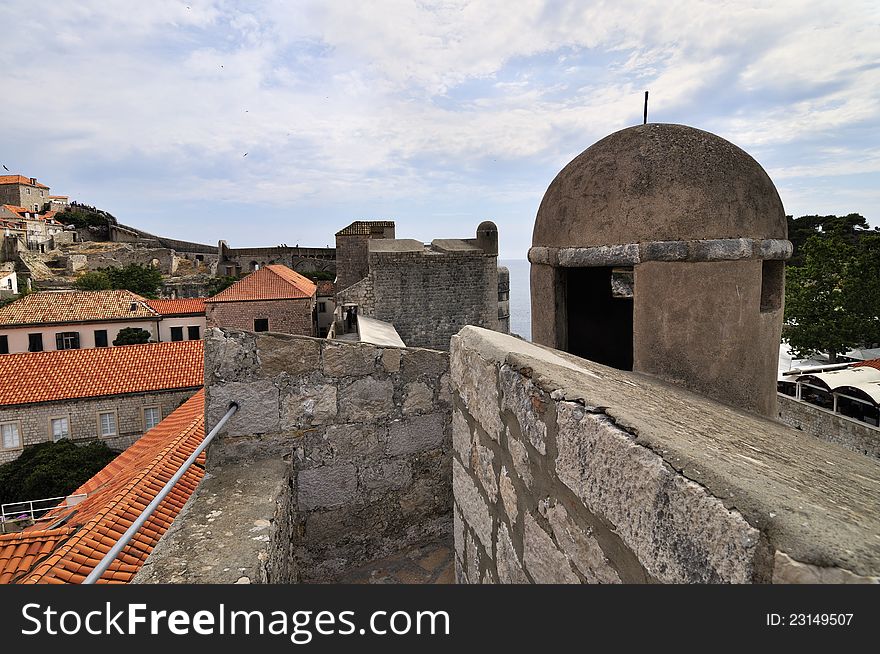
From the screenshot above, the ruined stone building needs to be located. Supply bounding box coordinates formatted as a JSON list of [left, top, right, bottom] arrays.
[[122, 123, 877, 586]]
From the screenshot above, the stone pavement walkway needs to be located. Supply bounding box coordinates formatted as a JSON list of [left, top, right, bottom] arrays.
[[331, 538, 454, 584]]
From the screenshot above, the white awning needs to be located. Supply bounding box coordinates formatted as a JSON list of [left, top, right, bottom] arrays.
[[796, 366, 880, 388]]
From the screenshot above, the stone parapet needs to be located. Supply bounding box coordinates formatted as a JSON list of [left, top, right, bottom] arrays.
[[198, 328, 452, 582], [449, 326, 880, 584]]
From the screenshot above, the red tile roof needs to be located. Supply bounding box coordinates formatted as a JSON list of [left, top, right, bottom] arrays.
[[854, 359, 880, 372], [0, 175, 49, 189], [316, 280, 335, 296], [336, 220, 395, 236], [0, 392, 206, 584], [0, 340, 203, 406], [0, 290, 159, 326], [0, 529, 73, 584], [207, 264, 316, 302], [145, 298, 207, 316]]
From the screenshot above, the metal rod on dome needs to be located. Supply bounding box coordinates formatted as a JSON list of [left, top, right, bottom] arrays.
[[82, 402, 239, 584], [644, 91, 649, 124]]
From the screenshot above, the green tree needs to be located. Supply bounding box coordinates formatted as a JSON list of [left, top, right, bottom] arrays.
[[787, 213, 878, 266], [113, 327, 152, 346], [74, 270, 112, 291], [784, 235, 863, 362], [106, 264, 164, 298], [0, 440, 117, 506], [844, 234, 880, 347]]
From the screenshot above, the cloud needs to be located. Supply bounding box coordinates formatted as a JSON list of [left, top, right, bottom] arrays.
[[0, 0, 877, 256]]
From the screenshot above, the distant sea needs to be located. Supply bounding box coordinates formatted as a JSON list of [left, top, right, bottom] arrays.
[[499, 259, 531, 341]]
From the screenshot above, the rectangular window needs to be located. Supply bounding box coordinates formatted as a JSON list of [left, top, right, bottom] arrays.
[[170, 326, 184, 342], [1, 422, 21, 450], [55, 332, 80, 350], [317, 302, 326, 313], [50, 417, 69, 442], [0, 335, 8, 354], [254, 318, 269, 332], [28, 333, 43, 352], [187, 325, 200, 340], [143, 406, 161, 431], [98, 411, 117, 437], [94, 329, 108, 347]]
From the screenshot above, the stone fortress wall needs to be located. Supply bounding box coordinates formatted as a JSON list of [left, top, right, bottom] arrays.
[[450, 327, 880, 583], [777, 393, 880, 460], [137, 328, 453, 583]]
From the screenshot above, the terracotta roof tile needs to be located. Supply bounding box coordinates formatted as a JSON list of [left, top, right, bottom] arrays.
[[207, 264, 316, 302], [854, 359, 880, 372], [316, 280, 335, 296], [0, 392, 206, 584], [0, 340, 203, 405], [145, 298, 206, 316], [0, 290, 159, 326], [0, 529, 74, 584], [0, 175, 49, 189], [335, 220, 395, 236]]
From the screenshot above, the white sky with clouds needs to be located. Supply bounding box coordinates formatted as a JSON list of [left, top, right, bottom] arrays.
[[1, 0, 878, 258]]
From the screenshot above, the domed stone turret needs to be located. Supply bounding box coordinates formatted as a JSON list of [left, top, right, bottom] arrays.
[[529, 123, 791, 417]]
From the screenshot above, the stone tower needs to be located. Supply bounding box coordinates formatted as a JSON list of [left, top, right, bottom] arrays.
[[529, 123, 791, 416]]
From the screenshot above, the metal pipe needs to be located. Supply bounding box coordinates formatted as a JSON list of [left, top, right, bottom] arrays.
[[83, 402, 239, 584]]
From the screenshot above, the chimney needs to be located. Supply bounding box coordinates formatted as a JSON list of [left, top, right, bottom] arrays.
[[30, 177, 37, 185]]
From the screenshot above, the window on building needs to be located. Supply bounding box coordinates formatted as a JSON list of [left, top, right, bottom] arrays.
[[28, 333, 43, 352], [0, 335, 8, 355], [143, 406, 161, 431], [98, 411, 118, 437], [50, 417, 70, 442], [170, 326, 184, 342], [254, 318, 269, 332], [55, 332, 80, 350], [94, 329, 108, 347], [188, 325, 200, 340], [1, 422, 21, 450], [317, 302, 326, 313]]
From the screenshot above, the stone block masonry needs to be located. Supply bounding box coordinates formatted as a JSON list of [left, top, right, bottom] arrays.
[[364, 248, 499, 350], [777, 393, 879, 460], [450, 326, 880, 584], [196, 328, 452, 582], [205, 297, 315, 336], [0, 389, 198, 465]]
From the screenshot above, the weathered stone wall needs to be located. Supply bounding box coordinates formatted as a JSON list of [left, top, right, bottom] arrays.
[[497, 266, 510, 334], [61, 244, 180, 275], [335, 234, 371, 292], [205, 298, 315, 336], [777, 393, 880, 460], [0, 388, 198, 464], [200, 328, 452, 582], [218, 243, 336, 278], [0, 182, 49, 209], [450, 326, 880, 583], [366, 249, 499, 350]]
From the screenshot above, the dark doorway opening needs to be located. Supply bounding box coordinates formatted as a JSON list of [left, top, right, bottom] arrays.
[[565, 267, 633, 370]]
